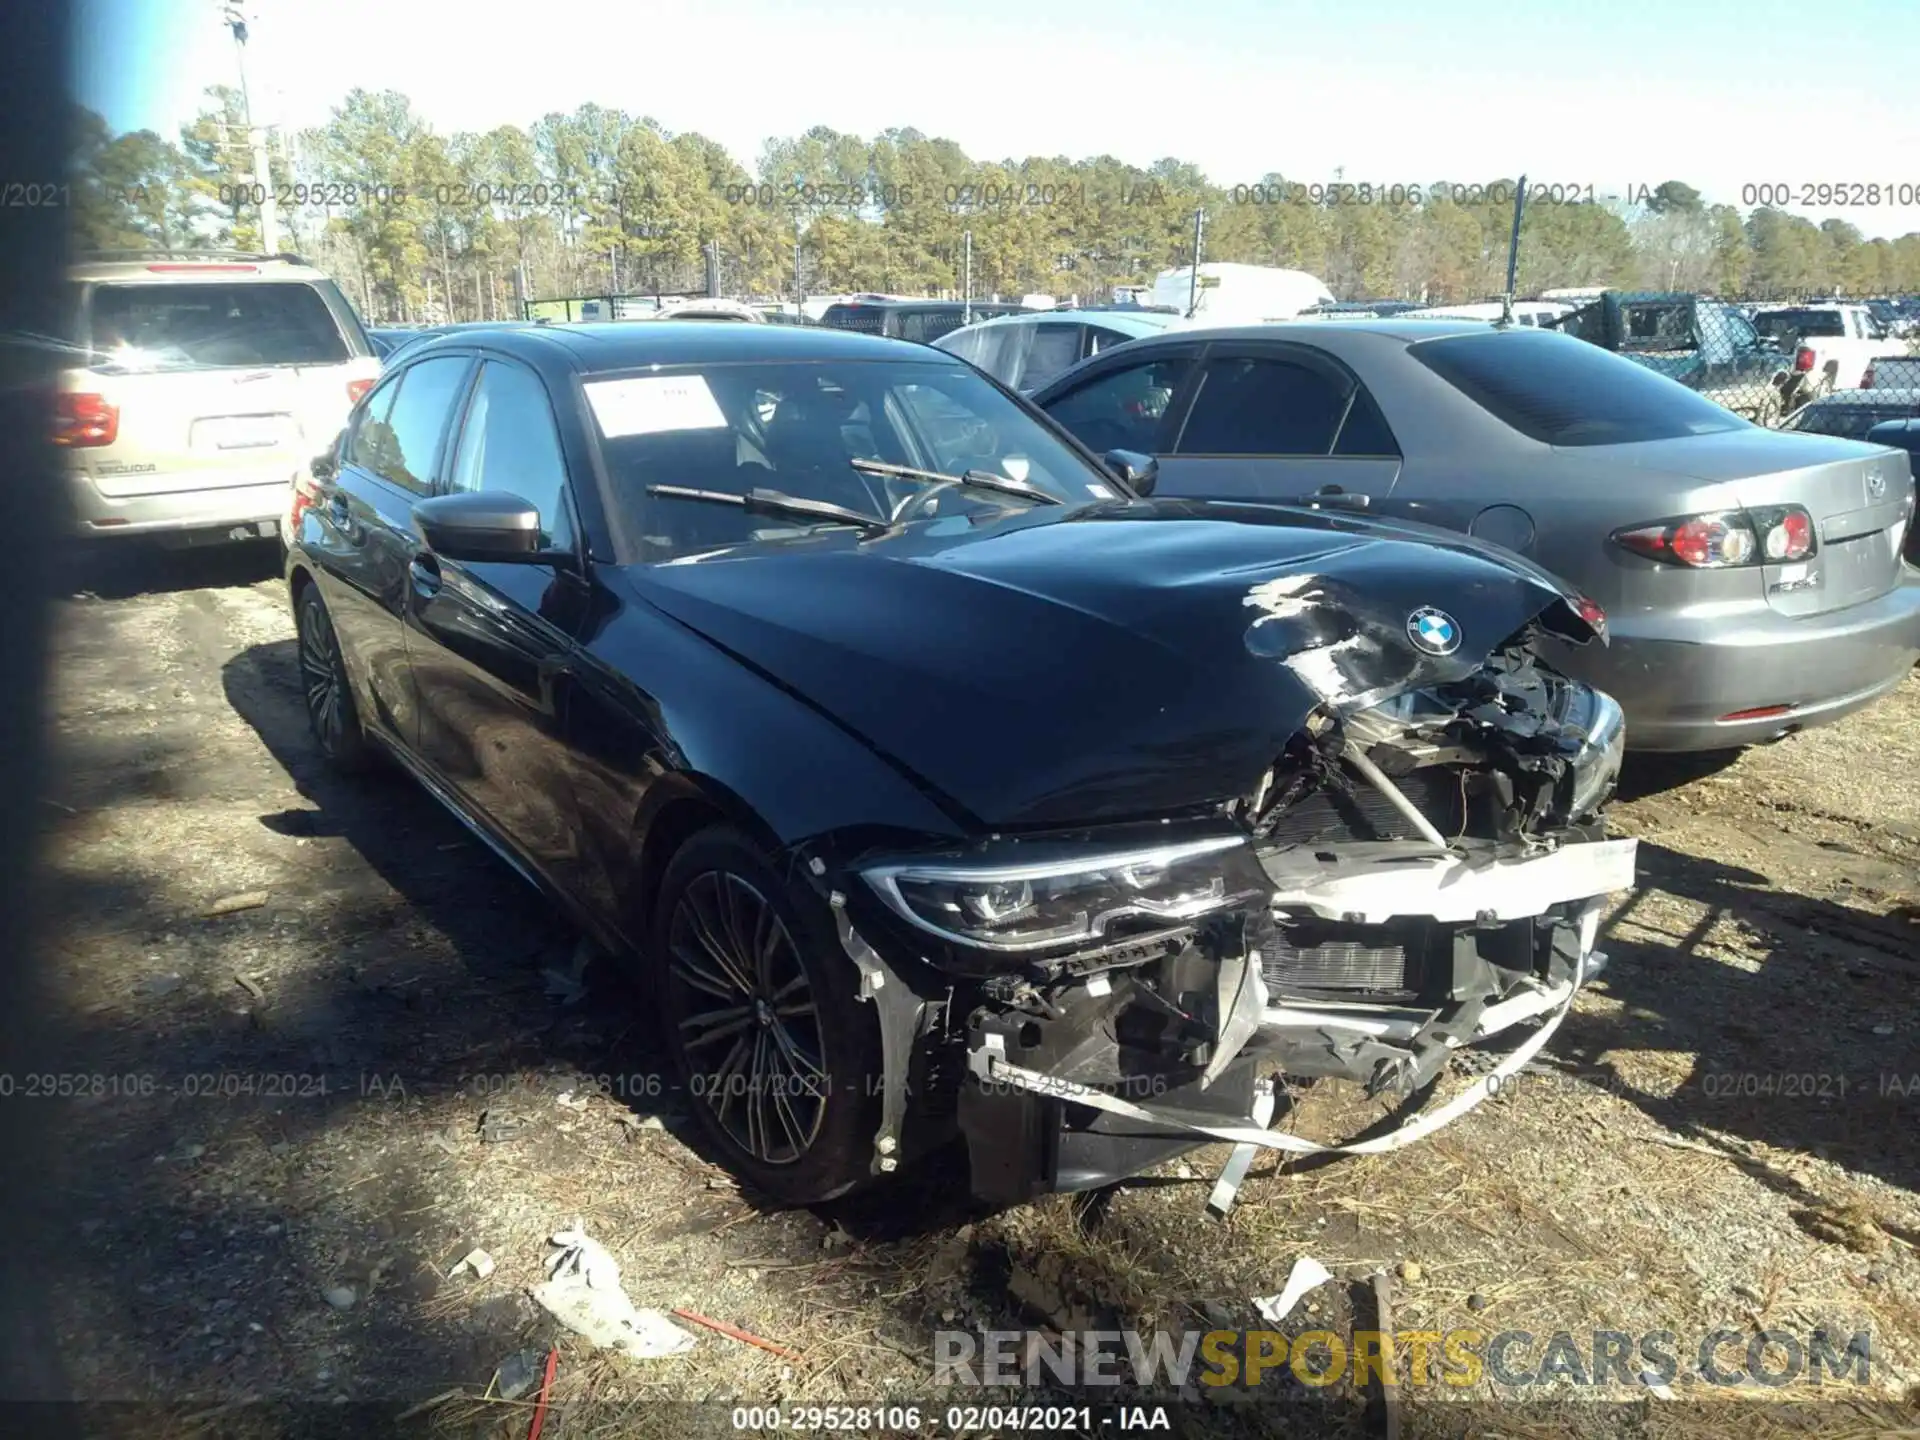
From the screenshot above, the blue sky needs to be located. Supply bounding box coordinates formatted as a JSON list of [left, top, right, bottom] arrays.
[[74, 0, 1920, 239]]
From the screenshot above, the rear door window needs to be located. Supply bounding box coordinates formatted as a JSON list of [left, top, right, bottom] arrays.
[[344, 375, 402, 470], [1411, 330, 1746, 446], [86, 281, 352, 370], [370, 356, 473, 493], [1174, 355, 1347, 455]]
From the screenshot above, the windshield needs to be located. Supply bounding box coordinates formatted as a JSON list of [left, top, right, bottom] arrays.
[[583, 358, 1122, 562], [1754, 309, 1846, 340], [1410, 329, 1748, 446], [84, 280, 356, 371]]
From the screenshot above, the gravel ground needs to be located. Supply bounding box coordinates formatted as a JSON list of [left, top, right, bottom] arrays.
[[35, 543, 1920, 1439]]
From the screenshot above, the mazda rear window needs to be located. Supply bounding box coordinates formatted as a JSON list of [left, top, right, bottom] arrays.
[[86, 281, 353, 370], [1409, 330, 1746, 446]]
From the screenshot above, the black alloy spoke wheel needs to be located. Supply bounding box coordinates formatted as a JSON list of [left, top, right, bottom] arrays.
[[651, 827, 883, 1204], [295, 586, 371, 770], [668, 870, 828, 1165]]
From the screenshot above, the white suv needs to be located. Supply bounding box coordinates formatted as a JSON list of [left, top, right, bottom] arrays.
[[57, 252, 380, 544]]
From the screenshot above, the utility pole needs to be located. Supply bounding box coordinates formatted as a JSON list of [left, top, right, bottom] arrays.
[[222, 5, 279, 255], [1187, 208, 1207, 318], [962, 231, 972, 323]]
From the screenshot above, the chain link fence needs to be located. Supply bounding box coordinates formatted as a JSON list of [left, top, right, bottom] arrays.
[[1550, 292, 1920, 429]]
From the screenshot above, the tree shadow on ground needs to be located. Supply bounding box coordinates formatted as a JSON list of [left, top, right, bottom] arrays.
[[1554, 838, 1918, 1223]]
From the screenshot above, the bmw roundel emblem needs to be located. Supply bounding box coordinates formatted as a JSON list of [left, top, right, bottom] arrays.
[[1407, 607, 1461, 656]]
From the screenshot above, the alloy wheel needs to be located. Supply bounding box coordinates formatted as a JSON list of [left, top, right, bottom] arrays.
[[298, 596, 348, 754], [666, 870, 828, 1165]]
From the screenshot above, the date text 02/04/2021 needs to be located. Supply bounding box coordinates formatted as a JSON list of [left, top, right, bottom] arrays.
[[728, 1404, 1173, 1432]]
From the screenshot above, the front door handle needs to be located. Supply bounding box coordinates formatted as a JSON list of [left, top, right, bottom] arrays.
[[409, 553, 441, 598], [1312, 485, 1371, 510]]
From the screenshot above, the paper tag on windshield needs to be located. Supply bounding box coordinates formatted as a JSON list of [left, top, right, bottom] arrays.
[[1087, 483, 1115, 498], [584, 375, 727, 438]]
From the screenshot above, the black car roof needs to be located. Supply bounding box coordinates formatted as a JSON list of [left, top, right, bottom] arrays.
[[395, 320, 954, 370]]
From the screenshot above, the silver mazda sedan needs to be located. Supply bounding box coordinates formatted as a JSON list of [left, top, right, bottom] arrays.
[[1030, 320, 1920, 753]]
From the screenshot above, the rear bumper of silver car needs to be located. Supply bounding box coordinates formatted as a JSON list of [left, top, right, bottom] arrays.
[[70, 471, 291, 541], [1557, 571, 1920, 752]]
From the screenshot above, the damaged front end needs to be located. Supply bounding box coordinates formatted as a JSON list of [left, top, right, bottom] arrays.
[[803, 603, 1636, 1209]]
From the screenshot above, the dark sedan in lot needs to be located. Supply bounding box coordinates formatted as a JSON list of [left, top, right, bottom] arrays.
[[285, 323, 1634, 1205], [1029, 322, 1920, 753]]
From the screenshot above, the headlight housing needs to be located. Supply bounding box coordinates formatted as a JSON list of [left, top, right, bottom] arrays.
[[859, 833, 1271, 955], [1565, 687, 1627, 820]]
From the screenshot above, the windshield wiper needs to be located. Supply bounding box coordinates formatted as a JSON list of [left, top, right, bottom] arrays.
[[849, 457, 1062, 506], [646, 484, 891, 537]]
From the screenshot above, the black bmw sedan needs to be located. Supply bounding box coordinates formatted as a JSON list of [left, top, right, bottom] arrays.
[[286, 323, 1636, 1207]]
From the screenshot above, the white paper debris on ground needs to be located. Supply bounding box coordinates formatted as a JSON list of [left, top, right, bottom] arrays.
[[530, 1220, 695, 1359], [449, 1248, 494, 1280], [1639, 1370, 1676, 1400], [1252, 1256, 1335, 1326], [584, 375, 727, 439]]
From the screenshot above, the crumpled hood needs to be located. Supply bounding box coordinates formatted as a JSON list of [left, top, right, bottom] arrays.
[[624, 501, 1596, 829]]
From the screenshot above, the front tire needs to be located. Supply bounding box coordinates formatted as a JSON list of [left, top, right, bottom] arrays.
[[650, 826, 884, 1204], [295, 584, 373, 772]]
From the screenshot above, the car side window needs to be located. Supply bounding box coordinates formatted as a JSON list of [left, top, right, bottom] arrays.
[[371, 356, 471, 494], [1042, 356, 1192, 455], [941, 327, 986, 364], [344, 376, 401, 470], [1331, 386, 1400, 457], [1016, 325, 1085, 392], [1175, 355, 1347, 456], [446, 361, 576, 550], [1086, 327, 1136, 357]]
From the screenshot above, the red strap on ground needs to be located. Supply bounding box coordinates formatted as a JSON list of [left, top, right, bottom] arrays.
[[526, 1347, 559, 1440]]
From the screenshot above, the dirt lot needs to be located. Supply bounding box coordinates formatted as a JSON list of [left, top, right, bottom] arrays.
[[33, 543, 1920, 1438]]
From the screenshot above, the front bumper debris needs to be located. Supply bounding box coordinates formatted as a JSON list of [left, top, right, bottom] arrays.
[[955, 835, 1636, 1207]]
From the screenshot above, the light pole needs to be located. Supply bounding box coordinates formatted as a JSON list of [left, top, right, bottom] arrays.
[[221, 4, 279, 255], [962, 231, 972, 322]]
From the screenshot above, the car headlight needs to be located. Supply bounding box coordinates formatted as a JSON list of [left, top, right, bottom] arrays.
[[859, 834, 1271, 954], [1566, 687, 1627, 820]]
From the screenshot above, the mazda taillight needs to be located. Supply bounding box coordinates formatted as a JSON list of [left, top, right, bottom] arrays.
[[347, 378, 374, 406], [1612, 506, 1816, 568], [1794, 346, 1815, 372], [53, 393, 119, 447]]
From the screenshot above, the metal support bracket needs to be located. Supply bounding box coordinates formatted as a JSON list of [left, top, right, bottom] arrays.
[[829, 892, 927, 1176], [1207, 1075, 1277, 1217]]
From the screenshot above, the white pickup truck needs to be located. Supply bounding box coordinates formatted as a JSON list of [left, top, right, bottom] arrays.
[[1863, 354, 1920, 394], [1752, 302, 1910, 404]]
